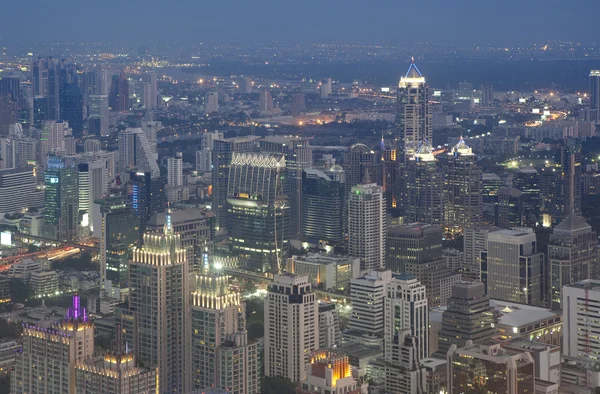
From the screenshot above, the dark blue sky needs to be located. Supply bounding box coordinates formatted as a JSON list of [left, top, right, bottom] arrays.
[[2, 0, 599, 44]]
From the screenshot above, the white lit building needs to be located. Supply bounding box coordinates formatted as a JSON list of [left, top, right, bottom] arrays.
[[563, 279, 600, 359], [167, 152, 183, 187], [347, 269, 392, 337], [286, 253, 360, 291]]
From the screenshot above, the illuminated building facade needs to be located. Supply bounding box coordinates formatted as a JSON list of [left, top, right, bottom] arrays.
[[405, 142, 444, 225], [347, 269, 392, 337], [12, 295, 94, 394], [513, 168, 541, 227], [128, 213, 191, 393], [348, 183, 386, 272], [386, 223, 443, 273], [190, 274, 260, 393], [286, 253, 359, 292], [318, 302, 341, 349], [549, 214, 598, 309], [227, 152, 290, 272], [118, 128, 159, 178], [563, 280, 600, 359], [447, 341, 535, 394], [342, 143, 382, 193], [43, 157, 79, 241], [298, 351, 361, 394], [590, 69, 600, 110], [127, 171, 166, 237], [265, 274, 318, 382]]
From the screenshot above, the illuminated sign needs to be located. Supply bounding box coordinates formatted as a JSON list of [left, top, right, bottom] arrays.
[[380, 87, 390, 92], [132, 185, 139, 211], [49, 177, 59, 184], [0, 232, 11, 246]]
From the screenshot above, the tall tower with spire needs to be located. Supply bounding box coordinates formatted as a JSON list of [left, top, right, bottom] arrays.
[[396, 58, 432, 163], [128, 209, 191, 393]]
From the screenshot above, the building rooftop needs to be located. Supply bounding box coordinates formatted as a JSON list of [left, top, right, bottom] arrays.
[[148, 208, 213, 227], [564, 279, 600, 292], [554, 213, 591, 234], [489, 300, 560, 327], [291, 253, 356, 265], [488, 229, 535, 239]]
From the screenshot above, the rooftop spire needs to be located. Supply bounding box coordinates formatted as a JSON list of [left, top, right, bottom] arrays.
[[404, 58, 423, 79], [164, 203, 173, 235]]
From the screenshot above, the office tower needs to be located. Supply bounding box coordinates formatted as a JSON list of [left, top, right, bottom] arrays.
[[0, 167, 42, 215], [244, 78, 253, 94], [41, 119, 72, 158], [32, 56, 62, 120], [299, 351, 360, 394], [286, 254, 359, 291], [75, 344, 157, 393], [447, 341, 535, 394], [227, 152, 290, 272], [348, 183, 386, 272], [405, 142, 444, 225], [437, 282, 496, 356], [128, 213, 191, 393], [196, 149, 212, 172], [0, 96, 17, 136], [381, 142, 398, 211], [147, 208, 214, 271], [88, 95, 109, 136], [97, 196, 139, 290], [590, 69, 600, 110], [32, 96, 48, 128], [142, 71, 157, 109], [0, 129, 37, 169], [290, 93, 306, 115], [386, 222, 442, 270], [383, 274, 428, 393], [77, 163, 90, 229], [12, 295, 94, 394], [496, 187, 522, 229], [342, 143, 382, 191], [445, 138, 482, 231], [549, 214, 598, 309], [260, 136, 313, 238], [265, 274, 318, 382], [302, 166, 346, 247], [118, 127, 159, 177], [205, 91, 219, 113], [463, 226, 500, 280], [319, 78, 333, 98], [128, 171, 166, 235], [59, 82, 83, 137], [318, 302, 341, 349], [259, 88, 273, 112], [455, 82, 474, 111], [109, 72, 129, 111], [563, 280, 600, 358], [212, 136, 260, 230], [486, 229, 544, 305], [0, 74, 21, 103], [481, 83, 494, 106], [482, 173, 503, 222], [191, 274, 260, 393], [44, 157, 79, 240], [167, 152, 183, 187], [347, 269, 392, 336], [84, 139, 101, 153], [396, 59, 431, 161], [514, 168, 541, 227], [201, 130, 224, 150]]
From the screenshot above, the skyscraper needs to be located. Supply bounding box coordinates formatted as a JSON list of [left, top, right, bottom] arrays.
[[301, 166, 346, 247], [342, 143, 382, 192], [563, 279, 600, 359], [59, 82, 83, 137], [167, 152, 183, 187], [128, 212, 191, 393], [12, 295, 94, 394], [549, 213, 598, 309], [445, 138, 482, 231], [118, 128, 159, 178], [44, 157, 79, 241], [396, 58, 431, 162], [109, 72, 129, 112], [205, 91, 219, 113], [290, 93, 306, 115], [0, 167, 43, 215], [405, 142, 444, 225], [265, 274, 318, 382], [128, 171, 166, 235], [190, 273, 260, 392], [32, 56, 62, 120], [496, 187, 522, 229], [348, 183, 386, 272], [347, 269, 392, 337], [0, 96, 17, 136], [481, 83, 494, 107], [318, 302, 341, 349], [227, 152, 289, 272], [259, 88, 273, 112], [513, 167, 541, 227], [486, 229, 544, 306], [211, 136, 260, 230], [590, 69, 600, 110], [88, 94, 109, 136], [436, 282, 496, 356], [386, 222, 443, 273]]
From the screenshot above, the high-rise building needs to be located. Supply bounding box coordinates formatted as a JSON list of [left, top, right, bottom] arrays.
[[211, 136, 260, 230], [386, 222, 443, 273], [205, 91, 219, 113], [12, 295, 94, 394], [348, 183, 386, 272], [59, 82, 83, 137], [0, 127, 37, 169], [259, 88, 273, 112], [301, 166, 346, 247], [496, 187, 522, 229], [118, 128, 159, 177], [405, 142, 444, 225], [381, 142, 398, 211], [445, 138, 482, 231], [482, 173, 503, 223], [513, 168, 541, 227], [463, 226, 500, 280], [318, 302, 341, 349], [298, 351, 361, 394], [260, 136, 313, 238], [167, 152, 183, 187], [590, 69, 600, 110], [481, 83, 494, 106], [436, 282, 496, 356], [396, 59, 431, 162], [0, 166, 43, 215], [447, 341, 535, 394], [227, 152, 289, 272], [128, 213, 191, 393], [190, 273, 260, 393], [265, 274, 318, 382], [32, 56, 62, 121], [142, 72, 158, 109], [109, 72, 129, 112], [549, 214, 598, 309], [127, 171, 166, 235], [342, 143, 382, 192], [290, 93, 306, 116], [0, 96, 17, 136], [563, 280, 600, 359], [88, 95, 109, 136], [44, 157, 79, 241], [347, 269, 393, 337], [0, 74, 21, 103], [486, 229, 544, 306], [455, 82, 474, 111], [41, 120, 73, 159]]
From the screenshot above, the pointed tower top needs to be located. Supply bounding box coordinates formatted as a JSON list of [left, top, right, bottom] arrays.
[[411, 56, 415, 64], [164, 203, 173, 236], [362, 167, 372, 184], [405, 59, 423, 79]]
